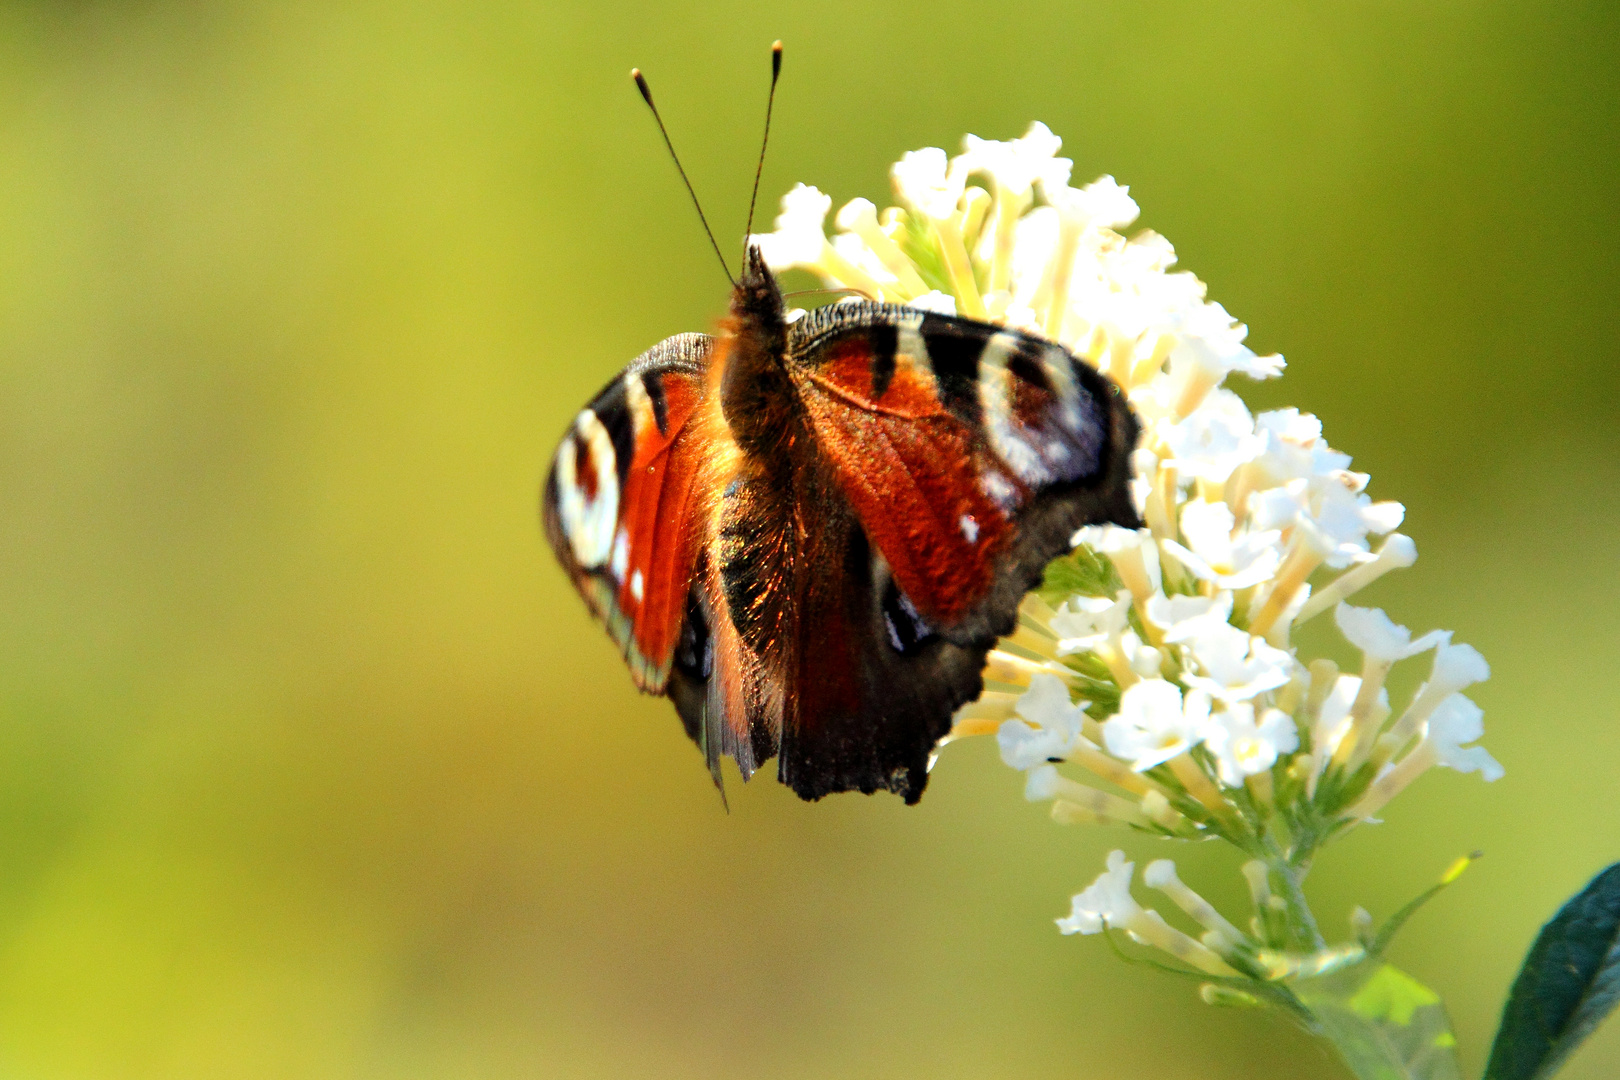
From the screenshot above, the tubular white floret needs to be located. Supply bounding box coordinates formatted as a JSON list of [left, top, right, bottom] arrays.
[[1144, 860, 1249, 946], [1350, 695, 1502, 819], [1295, 534, 1417, 624], [1059, 852, 1240, 976], [1329, 605, 1450, 769], [1380, 642, 1492, 751], [1027, 765, 1154, 829]]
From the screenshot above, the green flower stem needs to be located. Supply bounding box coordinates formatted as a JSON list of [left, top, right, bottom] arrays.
[[1259, 834, 1326, 951]]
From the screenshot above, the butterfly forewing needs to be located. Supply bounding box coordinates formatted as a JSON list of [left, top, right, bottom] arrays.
[[787, 303, 1139, 639], [543, 333, 722, 692]]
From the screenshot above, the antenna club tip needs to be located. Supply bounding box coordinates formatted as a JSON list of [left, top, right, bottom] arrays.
[[772, 40, 783, 53], [631, 68, 654, 105]]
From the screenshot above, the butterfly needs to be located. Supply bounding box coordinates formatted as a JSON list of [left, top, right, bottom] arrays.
[[543, 243, 1142, 803], [542, 47, 1141, 803]]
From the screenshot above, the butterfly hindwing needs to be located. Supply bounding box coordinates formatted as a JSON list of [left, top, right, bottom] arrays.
[[772, 451, 998, 802]]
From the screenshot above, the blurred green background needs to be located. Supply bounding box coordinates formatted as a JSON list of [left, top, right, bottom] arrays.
[[0, 1, 1616, 1077]]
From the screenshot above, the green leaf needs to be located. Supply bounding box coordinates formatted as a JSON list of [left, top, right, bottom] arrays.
[[1296, 960, 1463, 1080], [1371, 853, 1480, 956], [1485, 862, 1620, 1080], [1351, 965, 1442, 1026]]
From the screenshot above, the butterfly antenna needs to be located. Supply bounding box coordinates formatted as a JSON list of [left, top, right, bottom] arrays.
[[743, 40, 784, 251], [632, 68, 735, 286]]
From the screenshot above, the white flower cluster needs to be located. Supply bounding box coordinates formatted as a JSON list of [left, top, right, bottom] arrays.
[[753, 123, 1500, 971]]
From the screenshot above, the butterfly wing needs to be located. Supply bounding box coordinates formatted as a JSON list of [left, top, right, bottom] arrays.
[[771, 303, 1141, 801], [772, 468, 1002, 803], [543, 332, 777, 789], [542, 333, 722, 693]]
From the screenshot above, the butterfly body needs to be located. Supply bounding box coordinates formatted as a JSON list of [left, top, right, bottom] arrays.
[[544, 248, 1141, 802]]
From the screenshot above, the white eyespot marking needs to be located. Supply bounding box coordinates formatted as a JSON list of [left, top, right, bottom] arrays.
[[979, 331, 1052, 486], [881, 580, 933, 655], [624, 371, 655, 443], [893, 310, 941, 398], [979, 470, 1020, 511], [1045, 343, 1104, 471], [554, 409, 619, 569], [1041, 343, 1087, 432], [959, 514, 980, 543], [883, 613, 905, 653], [630, 569, 644, 603], [610, 526, 630, 581]]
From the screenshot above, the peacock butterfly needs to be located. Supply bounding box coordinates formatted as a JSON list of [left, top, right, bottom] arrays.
[[541, 49, 1142, 803]]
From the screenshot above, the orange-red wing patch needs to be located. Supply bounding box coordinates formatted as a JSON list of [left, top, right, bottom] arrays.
[[810, 336, 945, 420], [611, 369, 715, 690], [795, 378, 1021, 628]]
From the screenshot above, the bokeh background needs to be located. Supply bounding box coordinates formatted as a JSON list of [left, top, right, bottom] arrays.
[[1, 1, 1617, 1077]]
